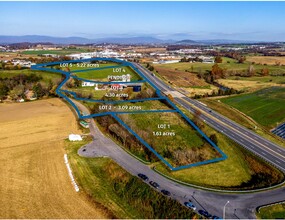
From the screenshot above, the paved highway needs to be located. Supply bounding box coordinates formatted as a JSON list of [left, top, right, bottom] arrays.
[[133, 63, 285, 172], [73, 99, 285, 219]]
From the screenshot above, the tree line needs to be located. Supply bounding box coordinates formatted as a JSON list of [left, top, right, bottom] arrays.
[[0, 73, 61, 101]]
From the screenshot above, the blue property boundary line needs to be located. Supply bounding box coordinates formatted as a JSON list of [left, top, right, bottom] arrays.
[[80, 109, 178, 119], [112, 113, 225, 171], [31, 57, 227, 171]]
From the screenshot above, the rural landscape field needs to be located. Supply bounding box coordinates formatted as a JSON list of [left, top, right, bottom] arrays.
[[0, 99, 111, 218], [1, 1, 285, 219]]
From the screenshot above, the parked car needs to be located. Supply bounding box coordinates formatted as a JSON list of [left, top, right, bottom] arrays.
[[161, 189, 171, 196], [149, 181, 159, 188], [137, 173, 149, 181], [184, 202, 196, 210], [198, 210, 211, 218]]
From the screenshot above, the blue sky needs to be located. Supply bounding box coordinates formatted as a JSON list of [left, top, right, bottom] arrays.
[[0, 1, 285, 41]]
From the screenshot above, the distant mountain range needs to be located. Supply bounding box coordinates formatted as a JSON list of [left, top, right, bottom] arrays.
[[0, 35, 270, 45]]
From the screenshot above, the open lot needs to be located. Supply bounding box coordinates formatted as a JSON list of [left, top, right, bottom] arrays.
[[73, 65, 141, 81], [154, 58, 285, 76], [0, 98, 111, 218], [247, 56, 285, 65], [0, 69, 62, 84], [156, 109, 284, 190], [217, 78, 284, 92], [64, 81, 156, 102], [0, 52, 39, 61], [118, 111, 220, 167], [221, 86, 285, 128], [227, 75, 285, 84], [153, 66, 208, 87], [68, 62, 118, 71], [83, 100, 172, 114]]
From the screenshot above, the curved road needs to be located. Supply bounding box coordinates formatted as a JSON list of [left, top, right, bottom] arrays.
[[74, 99, 285, 219]]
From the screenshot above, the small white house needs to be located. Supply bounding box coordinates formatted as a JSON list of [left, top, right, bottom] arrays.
[[68, 134, 82, 141]]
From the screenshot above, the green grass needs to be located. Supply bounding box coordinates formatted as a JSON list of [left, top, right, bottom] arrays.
[[154, 58, 285, 76], [201, 99, 255, 129], [65, 138, 197, 219], [119, 112, 220, 167], [155, 108, 284, 190], [221, 87, 285, 128], [66, 86, 107, 100], [155, 137, 252, 188], [78, 99, 172, 114], [21, 48, 90, 55], [200, 99, 285, 148], [68, 62, 118, 71], [257, 203, 285, 219], [0, 69, 62, 84], [74, 66, 141, 81], [113, 100, 171, 111]]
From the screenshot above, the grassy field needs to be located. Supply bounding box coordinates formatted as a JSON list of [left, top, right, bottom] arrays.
[[217, 78, 285, 92], [73, 66, 141, 81], [257, 203, 285, 219], [183, 85, 219, 96], [247, 56, 285, 65], [228, 75, 285, 83], [155, 108, 284, 190], [0, 52, 38, 61], [65, 86, 108, 100], [21, 48, 90, 55], [201, 99, 255, 129], [113, 99, 172, 111], [118, 112, 220, 167], [0, 69, 62, 84], [200, 99, 285, 148], [154, 66, 208, 87], [68, 62, 118, 71], [154, 57, 285, 76], [220, 86, 285, 128], [66, 138, 198, 219], [83, 100, 172, 113], [0, 98, 111, 218]]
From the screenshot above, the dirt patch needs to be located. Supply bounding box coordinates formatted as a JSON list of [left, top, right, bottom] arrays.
[[183, 85, 219, 96], [154, 66, 208, 87], [0, 98, 112, 218]]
